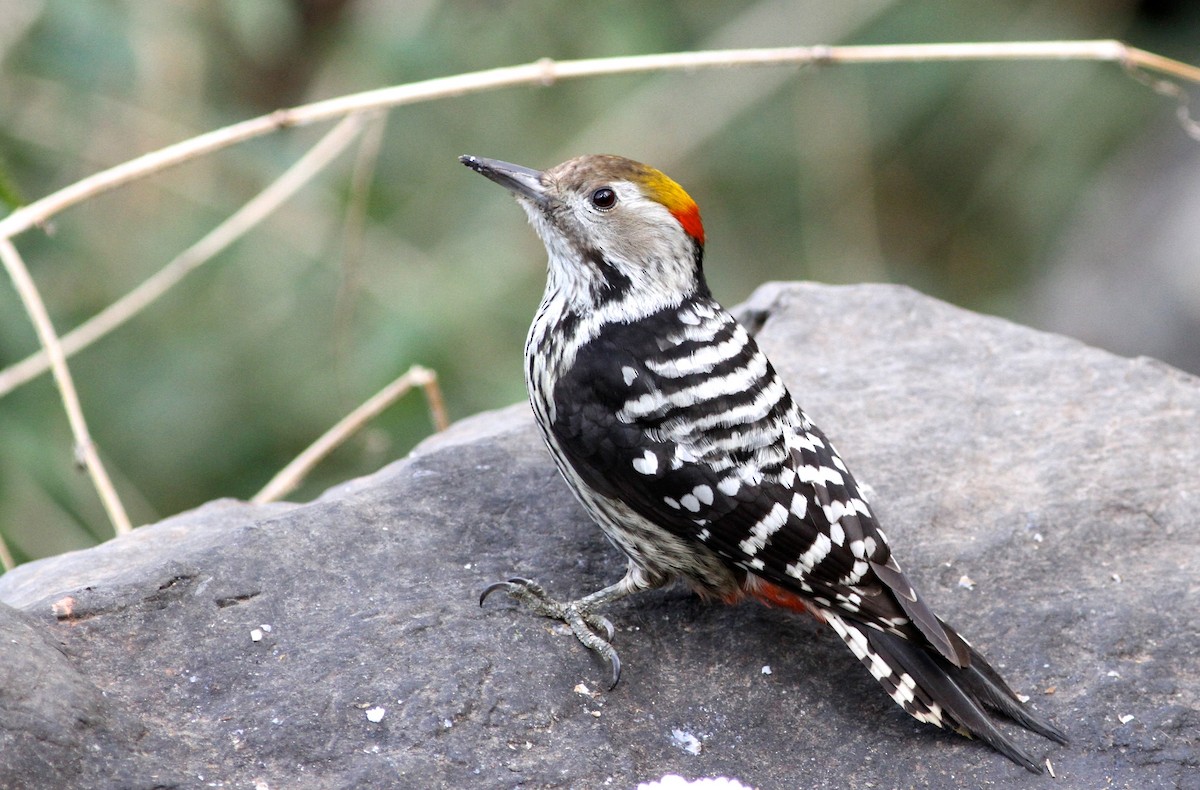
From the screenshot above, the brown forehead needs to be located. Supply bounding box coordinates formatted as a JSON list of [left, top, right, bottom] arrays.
[[545, 154, 652, 188]]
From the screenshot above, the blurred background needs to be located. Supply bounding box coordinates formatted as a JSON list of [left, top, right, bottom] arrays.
[[1, 0, 1198, 568]]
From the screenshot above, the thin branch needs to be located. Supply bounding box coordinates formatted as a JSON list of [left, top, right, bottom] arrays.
[[3, 39, 1198, 532], [2, 40, 1197, 243], [252, 365, 447, 504], [1123, 60, 1200, 141], [0, 238, 132, 535], [422, 369, 450, 434], [0, 530, 14, 573], [0, 114, 368, 399]]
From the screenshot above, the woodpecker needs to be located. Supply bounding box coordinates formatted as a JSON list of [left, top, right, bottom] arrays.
[[461, 153, 1066, 772]]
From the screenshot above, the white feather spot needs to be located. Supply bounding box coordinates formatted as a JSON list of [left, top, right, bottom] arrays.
[[738, 503, 789, 556], [786, 531, 832, 577], [892, 675, 916, 704], [647, 326, 749, 378], [620, 390, 670, 419], [917, 701, 944, 726], [828, 522, 845, 547], [822, 501, 849, 525], [798, 464, 844, 487], [842, 559, 869, 585], [674, 445, 698, 464], [692, 484, 713, 506], [791, 431, 817, 453], [621, 366, 638, 386], [680, 494, 701, 512], [718, 477, 740, 496], [790, 492, 807, 517], [829, 615, 893, 682], [867, 651, 893, 680], [664, 497, 680, 510], [632, 450, 658, 476]]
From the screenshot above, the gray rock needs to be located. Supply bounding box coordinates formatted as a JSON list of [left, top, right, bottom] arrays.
[[1, 282, 1197, 789]]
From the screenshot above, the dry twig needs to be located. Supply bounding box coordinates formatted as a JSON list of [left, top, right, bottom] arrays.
[[2, 40, 1197, 538], [0, 238, 132, 534], [0, 531, 14, 572], [252, 365, 448, 504], [2, 41, 1197, 245], [0, 113, 368, 398]]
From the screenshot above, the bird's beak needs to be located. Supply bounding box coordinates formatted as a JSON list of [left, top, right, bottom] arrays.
[[460, 155, 549, 207]]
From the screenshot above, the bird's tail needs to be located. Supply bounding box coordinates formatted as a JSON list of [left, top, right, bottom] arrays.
[[823, 611, 1069, 773]]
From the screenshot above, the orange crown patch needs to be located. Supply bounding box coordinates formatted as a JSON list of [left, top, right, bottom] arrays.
[[638, 169, 705, 246]]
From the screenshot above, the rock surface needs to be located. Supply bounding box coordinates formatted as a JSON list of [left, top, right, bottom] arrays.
[[2, 282, 1198, 790]]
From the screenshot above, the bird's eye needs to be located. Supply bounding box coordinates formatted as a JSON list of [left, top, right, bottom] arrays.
[[590, 187, 617, 210]]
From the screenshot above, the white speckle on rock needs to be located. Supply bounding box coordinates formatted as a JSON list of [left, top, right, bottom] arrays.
[[760, 665, 772, 675], [957, 574, 975, 590], [365, 706, 385, 723], [670, 728, 702, 755], [250, 628, 263, 642]]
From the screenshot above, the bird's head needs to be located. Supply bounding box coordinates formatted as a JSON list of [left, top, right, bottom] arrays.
[[461, 154, 708, 315]]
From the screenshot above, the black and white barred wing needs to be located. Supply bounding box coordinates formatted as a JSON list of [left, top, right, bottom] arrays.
[[548, 297, 1071, 767], [549, 297, 956, 651]]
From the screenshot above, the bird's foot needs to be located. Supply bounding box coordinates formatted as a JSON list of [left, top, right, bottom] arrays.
[[480, 577, 622, 688]]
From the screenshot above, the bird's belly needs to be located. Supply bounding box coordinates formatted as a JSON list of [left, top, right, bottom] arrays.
[[563, 472, 742, 598]]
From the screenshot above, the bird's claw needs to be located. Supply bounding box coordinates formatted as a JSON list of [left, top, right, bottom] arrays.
[[480, 576, 622, 687]]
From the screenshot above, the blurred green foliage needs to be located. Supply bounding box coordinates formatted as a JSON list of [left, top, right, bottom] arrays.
[[0, 0, 1196, 567]]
